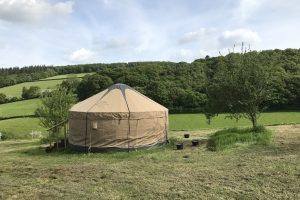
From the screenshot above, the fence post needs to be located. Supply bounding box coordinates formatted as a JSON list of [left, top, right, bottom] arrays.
[[48, 130, 52, 148], [64, 123, 67, 149]]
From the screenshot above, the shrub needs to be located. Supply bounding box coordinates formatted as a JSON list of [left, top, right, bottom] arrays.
[[0, 131, 8, 140], [207, 125, 272, 151], [39, 136, 50, 144], [0, 93, 7, 104], [9, 96, 21, 103], [168, 136, 178, 146], [22, 86, 41, 99]]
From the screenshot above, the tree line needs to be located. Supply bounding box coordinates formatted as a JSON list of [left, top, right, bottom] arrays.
[[0, 66, 56, 88], [73, 49, 300, 112], [0, 48, 299, 112]]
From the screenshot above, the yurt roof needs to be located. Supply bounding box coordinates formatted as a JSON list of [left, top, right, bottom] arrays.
[[70, 83, 168, 113]]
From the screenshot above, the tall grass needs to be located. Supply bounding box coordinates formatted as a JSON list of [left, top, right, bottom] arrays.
[[208, 125, 272, 151]]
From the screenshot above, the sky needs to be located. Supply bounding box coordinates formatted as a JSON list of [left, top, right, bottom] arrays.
[[0, 0, 299, 68]]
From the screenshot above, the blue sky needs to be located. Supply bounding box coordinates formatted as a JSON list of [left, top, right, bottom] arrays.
[[0, 0, 299, 67]]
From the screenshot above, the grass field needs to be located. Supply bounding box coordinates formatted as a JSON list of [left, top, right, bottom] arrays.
[[0, 80, 63, 98], [0, 99, 40, 118], [170, 112, 300, 130], [0, 125, 299, 199], [40, 73, 93, 80], [0, 109, 299, 139], [0, 118, 46, 139], [0, 72, 94, 97]]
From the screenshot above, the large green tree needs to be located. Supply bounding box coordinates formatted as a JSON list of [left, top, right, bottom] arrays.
[[76, 74, 113, 100], [60, 78, 81, 94], [205, 52, 273, 128]]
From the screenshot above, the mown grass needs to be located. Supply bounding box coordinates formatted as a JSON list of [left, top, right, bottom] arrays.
[[170, 112, 300, 130], [40, 73, 93, 80], [208, 126, 273, 151], [0, 80, 63, 98], [0, 99, 39, 118], [0, 125, 299, 199], [0, 117, 46, 139]]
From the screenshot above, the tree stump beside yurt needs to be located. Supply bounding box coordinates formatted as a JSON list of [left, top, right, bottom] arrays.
[[68, 83, 168, 151]]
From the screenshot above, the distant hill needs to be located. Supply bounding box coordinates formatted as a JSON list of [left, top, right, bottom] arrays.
[[0, 73, 92, 98]]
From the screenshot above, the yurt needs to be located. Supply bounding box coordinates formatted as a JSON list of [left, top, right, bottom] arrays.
[[68, 83, 168, 151]]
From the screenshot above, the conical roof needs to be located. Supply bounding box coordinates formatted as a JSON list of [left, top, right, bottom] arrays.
[[70, 83, 168, 113]]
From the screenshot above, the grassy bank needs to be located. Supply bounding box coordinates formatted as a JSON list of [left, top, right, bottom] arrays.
[[207, 126, 273, 151], [0, 99, 39, 118]]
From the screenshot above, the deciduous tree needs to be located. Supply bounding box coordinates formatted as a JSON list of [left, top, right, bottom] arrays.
[[35, 87, 76, 147], [205, 52, 272, 128]]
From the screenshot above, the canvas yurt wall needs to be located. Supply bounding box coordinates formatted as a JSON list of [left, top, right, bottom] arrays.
[[68, 83, 168, 151]]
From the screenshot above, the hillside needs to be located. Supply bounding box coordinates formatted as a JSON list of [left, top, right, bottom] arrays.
[[0, 80, 63, 98], [0, 73, 89, 139], [1, 49, 300, 111], [0, 72, 91, 98], [40, 73, 93, 80], [0, 99, 39, 118]]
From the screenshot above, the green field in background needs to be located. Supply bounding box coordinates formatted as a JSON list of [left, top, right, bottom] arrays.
[[40, 73, 93, 80], [0, 80, 62, 98], [0, 117, 46, 139], [169, 112, 300, 130], [0, 99, 40, 118]]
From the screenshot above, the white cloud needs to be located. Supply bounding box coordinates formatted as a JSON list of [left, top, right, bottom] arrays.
[[69, 48, 95, 62], [218, 29, 261, 47], [0, 0, 300, 67], [178, 28, 216, 44], [0, 0, 73, 23]]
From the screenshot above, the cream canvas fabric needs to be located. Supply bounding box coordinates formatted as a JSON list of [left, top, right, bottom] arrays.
[[68, 83, 168, 150]]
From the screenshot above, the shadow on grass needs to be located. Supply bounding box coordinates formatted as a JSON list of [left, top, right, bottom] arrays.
[[19, 136, 210, 159], [19, 141, 177, 159], [0, 140, 36, 147]]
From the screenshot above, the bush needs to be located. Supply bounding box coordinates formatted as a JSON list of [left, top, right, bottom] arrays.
[[22, 86, 41, 99], [9, 96, 21, 103], [207, 125, 272, 151], [0, 93, 7, 104], [0, 131, 8, 140], [39, 136, 50, 144], [168, 136, 179, 146]]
